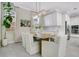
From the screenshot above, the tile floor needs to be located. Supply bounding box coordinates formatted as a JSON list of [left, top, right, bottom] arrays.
[[0, 37, 79, 57], [0, 43, 40, 57], [66, 37, 79, 57]]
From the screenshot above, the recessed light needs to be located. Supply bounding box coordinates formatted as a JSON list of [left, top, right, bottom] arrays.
[[73, 8, 77, 10]]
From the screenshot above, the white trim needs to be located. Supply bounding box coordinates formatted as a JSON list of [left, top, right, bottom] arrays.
[[13, 3, 36, 12]]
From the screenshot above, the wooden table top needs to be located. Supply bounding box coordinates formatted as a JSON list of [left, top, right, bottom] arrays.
[[33, 32, 56, 39]]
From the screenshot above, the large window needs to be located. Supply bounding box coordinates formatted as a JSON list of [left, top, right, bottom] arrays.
[[71, 25, 79, 34]]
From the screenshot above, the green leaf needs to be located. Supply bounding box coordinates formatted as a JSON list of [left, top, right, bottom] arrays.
[[7, 2, 11, 7], [3, 15, 13, 28]]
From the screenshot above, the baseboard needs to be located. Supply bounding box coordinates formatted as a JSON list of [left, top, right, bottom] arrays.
[[8, 41, 15, 44]]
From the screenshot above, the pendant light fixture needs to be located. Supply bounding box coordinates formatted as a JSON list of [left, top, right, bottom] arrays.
[[33, 2, 40, 26], [35, 2, 40, 15]]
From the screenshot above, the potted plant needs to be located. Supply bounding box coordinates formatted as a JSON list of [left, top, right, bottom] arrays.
[[2, 2, 14, 46]]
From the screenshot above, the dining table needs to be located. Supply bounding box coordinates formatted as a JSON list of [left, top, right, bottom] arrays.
[[33, 32, 56, 56]]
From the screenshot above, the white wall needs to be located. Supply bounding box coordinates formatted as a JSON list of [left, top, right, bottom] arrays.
[[43, 11, 63, 32], [44, 12, 57, 26], [3, 6, 32, 44], [15, 7, 32, 42], [70, 16, 79, 25]]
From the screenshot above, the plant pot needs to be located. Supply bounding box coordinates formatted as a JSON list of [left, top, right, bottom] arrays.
[[2, 39, 8, 47]]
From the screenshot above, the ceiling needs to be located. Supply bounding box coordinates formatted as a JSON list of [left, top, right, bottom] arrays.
[[13, 2, 79, 17]]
